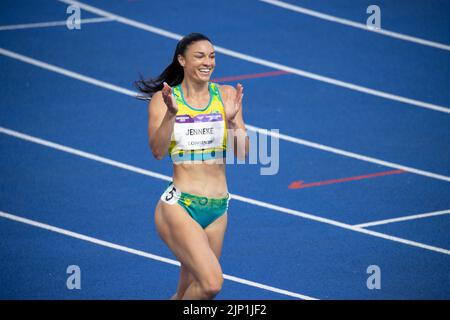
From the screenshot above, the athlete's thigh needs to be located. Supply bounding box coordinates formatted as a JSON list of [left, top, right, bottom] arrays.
[[155, 200, 222, 282], [173, 212, 228, 296], [205, 212, 228, 259]]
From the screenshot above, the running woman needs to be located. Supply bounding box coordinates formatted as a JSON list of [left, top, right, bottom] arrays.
[[136, 33, 249, 299]]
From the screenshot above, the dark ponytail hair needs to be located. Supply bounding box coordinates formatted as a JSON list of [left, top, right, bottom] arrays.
[[135, 32, 212, 101]]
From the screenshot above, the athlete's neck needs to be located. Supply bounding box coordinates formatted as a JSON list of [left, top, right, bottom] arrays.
[[180, 79, 209, 100]]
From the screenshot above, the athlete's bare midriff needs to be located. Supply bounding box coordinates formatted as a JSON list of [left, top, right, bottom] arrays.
[[172, 161, 228, 198]]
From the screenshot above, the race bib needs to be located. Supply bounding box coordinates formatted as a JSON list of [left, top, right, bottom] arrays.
[[173, 113, 225, 150], [161, 184, 180, 205]]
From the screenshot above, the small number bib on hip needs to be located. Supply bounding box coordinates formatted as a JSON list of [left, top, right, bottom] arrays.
[[160, 183, 181, 205]]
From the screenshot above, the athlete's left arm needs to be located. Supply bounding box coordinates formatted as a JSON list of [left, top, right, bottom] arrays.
[[221, 84, 249, 160]]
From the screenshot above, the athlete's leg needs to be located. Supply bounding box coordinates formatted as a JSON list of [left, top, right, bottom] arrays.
[[170, 264, 193, 300], [155, 200, 223, 300], [205, 212, 228, 257], [172, 213, 228, 299], [180, 212, 228, 299]]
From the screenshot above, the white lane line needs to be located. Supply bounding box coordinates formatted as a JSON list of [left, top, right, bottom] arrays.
[[233, 194, 450, 255], [0, 48, 137, 98], [1, 47, 449, 184], [246, 125, 450, 183], [1, 126, 449, 256], [0, 210, 317, 300], [351, 226, 450, 255], [259, 0, 450, 52], [56, 0, 450, 115], [0, 17, 113, 31], [354, 209, 450, 228], [0, 126, 171, 183]]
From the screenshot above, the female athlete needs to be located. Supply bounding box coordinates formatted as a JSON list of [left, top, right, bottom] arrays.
[[136, 32, 249, 300]]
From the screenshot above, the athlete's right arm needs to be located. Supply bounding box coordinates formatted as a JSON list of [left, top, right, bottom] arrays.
[[148, 83, 178, 160]]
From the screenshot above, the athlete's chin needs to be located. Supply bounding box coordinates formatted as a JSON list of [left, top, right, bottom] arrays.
[[195, 73, 212, 82]]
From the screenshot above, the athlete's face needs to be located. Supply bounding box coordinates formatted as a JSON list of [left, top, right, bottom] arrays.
[[178, 40, 215, 82]]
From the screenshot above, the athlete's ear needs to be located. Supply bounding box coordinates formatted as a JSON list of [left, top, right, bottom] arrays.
[[177, 54, 185, 67]]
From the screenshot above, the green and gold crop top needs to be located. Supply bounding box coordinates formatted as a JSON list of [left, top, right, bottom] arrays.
[[168, 82, 227, 162]]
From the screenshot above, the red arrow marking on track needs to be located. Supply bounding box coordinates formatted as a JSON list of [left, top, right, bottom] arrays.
[[288, 169, 406, 189]]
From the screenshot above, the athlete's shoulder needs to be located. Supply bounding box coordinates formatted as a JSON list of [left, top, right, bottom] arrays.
[[216, 83, 236, 101], [151, 90, 163, 99], [149, 90, 163, 104]]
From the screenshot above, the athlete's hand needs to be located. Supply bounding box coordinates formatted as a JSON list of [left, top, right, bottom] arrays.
[[161, 82, 178, 115], [224, 83, 243, 126]]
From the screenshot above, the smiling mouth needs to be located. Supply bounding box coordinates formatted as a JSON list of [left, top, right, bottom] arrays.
[[199, 68, 211, 75]]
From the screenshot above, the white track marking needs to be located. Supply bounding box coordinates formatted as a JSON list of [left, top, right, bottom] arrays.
[[259, 0, 450, 52], [0, 210, 317, 300], [246, 125, 450, 183], [1, 127, 449, 256], [56, 0, 450, 115], [0, 126, 171, 182], [354, 209, 450, 228], [351, 226, 450, 255], [1, 47, 449, 184], [0, 17, 113, 31], [0, 48, 137, 97]]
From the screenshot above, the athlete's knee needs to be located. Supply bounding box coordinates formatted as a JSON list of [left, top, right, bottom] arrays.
[[199, 273, 224, 299]]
